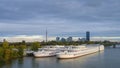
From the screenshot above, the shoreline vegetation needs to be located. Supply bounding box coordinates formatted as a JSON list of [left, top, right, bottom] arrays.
[[0, 40, 40, 66], [0, 40, 118, 66]]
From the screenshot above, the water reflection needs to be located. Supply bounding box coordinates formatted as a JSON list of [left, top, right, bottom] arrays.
[[18, 58, 24, 68], [32, 57, 58, 68], [18, 58, 23, 64], [56, 51, 104, 68]]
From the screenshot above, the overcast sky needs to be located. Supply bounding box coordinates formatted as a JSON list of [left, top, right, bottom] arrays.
[[0, 0, 120, 41]]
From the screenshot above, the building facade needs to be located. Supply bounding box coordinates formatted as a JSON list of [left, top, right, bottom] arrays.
[[67, 37, 72, 42], [61, 38, 66, 42], [86, 31, 90, 41], [56, 37, 60, 42]]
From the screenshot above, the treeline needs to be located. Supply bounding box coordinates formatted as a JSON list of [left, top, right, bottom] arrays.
[[0, 40, 41, 66], [40, 40, 118, 46], [0, 40, 26, 66]]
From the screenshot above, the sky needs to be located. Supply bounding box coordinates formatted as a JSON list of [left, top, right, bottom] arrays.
[[0, 0, 120, 42]]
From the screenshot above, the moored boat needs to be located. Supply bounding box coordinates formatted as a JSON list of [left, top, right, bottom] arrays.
[[56, 44, 104, 59], [33, 45, 64, 57], [33, 49, 56, 57], [25, 51, 34, 56]]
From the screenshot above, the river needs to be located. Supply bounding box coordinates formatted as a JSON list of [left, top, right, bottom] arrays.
[[1, 47, 120, 68]]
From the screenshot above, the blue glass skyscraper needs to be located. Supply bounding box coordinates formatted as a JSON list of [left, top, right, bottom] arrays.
[[86, 31, 90, 41]]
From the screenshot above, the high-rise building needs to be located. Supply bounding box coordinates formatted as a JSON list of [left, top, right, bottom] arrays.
[[86, 31, 90, 41], [67, 37, 72, 42], [56, 37, 60, 42], [61, 38, 66, 42], [78, 38, 81, 41]]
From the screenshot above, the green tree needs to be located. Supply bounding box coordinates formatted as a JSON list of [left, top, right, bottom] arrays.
[[1, 40, 12, 61], [2, 40, 9, 49], [17, 45, 24, 57], [21, 40, 26, 45], [0, 47, 4, 60], [3, 49, 11, 61], [9, 45, 18, 58], [31, 42, 40, 51]]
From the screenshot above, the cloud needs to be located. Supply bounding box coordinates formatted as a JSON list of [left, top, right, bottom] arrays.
[[0, 0, 120, 21], [0, 35, 44, 42], [0, 0, 120, 37]]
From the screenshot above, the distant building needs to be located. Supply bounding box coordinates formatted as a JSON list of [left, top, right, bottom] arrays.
[[78, 38, 81, 41], [67, 37, 72, 42], [61, 38, 66, 42], [3, 39, 6, 42], [78, 38, 86, 42], [80, 38, 86, 42], [56, 37, 60, 42], [86, 31, 90, 41]]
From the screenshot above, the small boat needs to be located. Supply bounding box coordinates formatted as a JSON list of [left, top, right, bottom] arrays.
[[25, 50, 34, 56], [56, 44, 104, 59]]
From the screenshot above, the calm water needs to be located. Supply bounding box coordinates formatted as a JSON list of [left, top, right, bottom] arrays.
[[1, 47, 120, 68]]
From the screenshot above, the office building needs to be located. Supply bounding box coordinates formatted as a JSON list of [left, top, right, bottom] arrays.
[[61, 38, 66, 42], [67, 37, 72, 42], [56, 37, 60, 42], [86, 31, 90, 41]]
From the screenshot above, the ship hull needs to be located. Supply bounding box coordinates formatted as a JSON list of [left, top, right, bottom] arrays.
[[57, 45, 104, 59]]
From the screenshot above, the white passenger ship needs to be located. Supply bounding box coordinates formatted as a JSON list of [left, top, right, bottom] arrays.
[[56, 44, 104, 59], [33, 45, 64, 57]]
